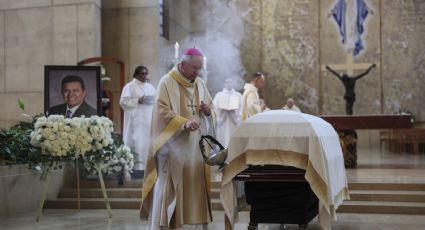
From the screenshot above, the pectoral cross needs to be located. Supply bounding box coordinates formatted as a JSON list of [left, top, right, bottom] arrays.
[[187, 99, 197, 116]]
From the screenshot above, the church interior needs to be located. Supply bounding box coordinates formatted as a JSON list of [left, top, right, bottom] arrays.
[[1, 0, 425, 229]]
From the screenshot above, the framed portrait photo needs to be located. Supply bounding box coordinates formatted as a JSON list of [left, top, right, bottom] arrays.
[[44, 65, 102, 117]]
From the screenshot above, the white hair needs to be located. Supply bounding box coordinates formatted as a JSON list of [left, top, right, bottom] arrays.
[[181, 54, 203, 62]]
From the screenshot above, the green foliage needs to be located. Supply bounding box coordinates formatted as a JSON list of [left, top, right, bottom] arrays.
[[0, 117, 61, 170], [0, 121, 38, 165], [17, 99, 25, 111], [0, 100, 56, 170]]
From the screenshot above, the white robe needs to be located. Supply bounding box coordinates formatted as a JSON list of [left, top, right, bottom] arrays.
[[140, 67, 214, 229], [242, 83, 261, 121], [120, 78, 156, 170], [282, 105, 301, 112], [213, 89, 242, 147]]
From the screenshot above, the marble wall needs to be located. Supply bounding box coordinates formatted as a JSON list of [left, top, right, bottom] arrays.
[[381, 1, 425, 121], [0, 0, 101, 129]]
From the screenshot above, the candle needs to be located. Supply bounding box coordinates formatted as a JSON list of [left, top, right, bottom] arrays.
[[203, 56, 207, 70], [174, 42, 179, 59]]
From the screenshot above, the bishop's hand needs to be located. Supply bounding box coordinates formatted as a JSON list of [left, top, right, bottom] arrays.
[[184, 120, 201, 131], [199, 101, 211, 116]]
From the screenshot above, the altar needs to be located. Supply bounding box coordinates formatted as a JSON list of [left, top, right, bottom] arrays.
[[319, 114, 412, 130], [220, 110, 349, 230], [320, 115, 413, 167]]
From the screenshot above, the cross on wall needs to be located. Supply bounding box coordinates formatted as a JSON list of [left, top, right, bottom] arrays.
[[321, 51, 379, 75], [319, 49, 382, 114]]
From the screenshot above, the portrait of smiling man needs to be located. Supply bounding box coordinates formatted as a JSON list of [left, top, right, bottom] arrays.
[[48, 75, 97, 118]]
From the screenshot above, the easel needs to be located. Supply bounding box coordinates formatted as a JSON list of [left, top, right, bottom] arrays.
[[74, 57, 125, 214]]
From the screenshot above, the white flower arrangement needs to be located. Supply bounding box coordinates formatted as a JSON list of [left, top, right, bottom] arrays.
[[30, 115, 134, 175], [11, 101, 132, 219], [82, 144, 134, 175]]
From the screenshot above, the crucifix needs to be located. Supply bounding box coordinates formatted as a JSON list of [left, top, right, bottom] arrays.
[[322, 50, 378, 115], [187, 99, 197, 116], [321, 51, 378, 76]]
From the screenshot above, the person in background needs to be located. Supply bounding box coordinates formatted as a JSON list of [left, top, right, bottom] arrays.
[[213, 78, 243, 147], [282, 98, 301, 112], [242, 72, 266, 121], [120, 65, 156, 178]]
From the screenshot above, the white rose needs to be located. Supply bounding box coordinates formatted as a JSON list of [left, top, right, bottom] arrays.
[[86, 136, 93, 143], [52, 123, 59, 132], [120, 158, 126, 164], [90, 126, 99, 133], [46, 121, 53, 128], [60, 132, 68, 139], [41, 129, 49, 138], [114, 166, 121, 171], [96, 142, 103, 150], [68, 134, 76, 141], [102, 139, 110, 147], [123, 146, 131, 152], [80, 131, 89, 137], [49, 134, 56, 141]]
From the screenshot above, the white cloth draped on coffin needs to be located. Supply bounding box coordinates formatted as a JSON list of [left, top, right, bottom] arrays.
[[220, 110, 349, 230]]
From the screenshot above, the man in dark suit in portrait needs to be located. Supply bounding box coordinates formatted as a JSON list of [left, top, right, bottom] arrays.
[[49, 75, 97, 118]]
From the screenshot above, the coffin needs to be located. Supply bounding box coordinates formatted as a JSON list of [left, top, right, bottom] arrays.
[[221, 111, 349, 230], [236, 165, 318, 227]]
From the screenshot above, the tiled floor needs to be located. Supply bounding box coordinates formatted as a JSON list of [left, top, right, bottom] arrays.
[[348, 146, 425, 183], [1, 147, 425, 229], [1, 209, 425, 230]]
